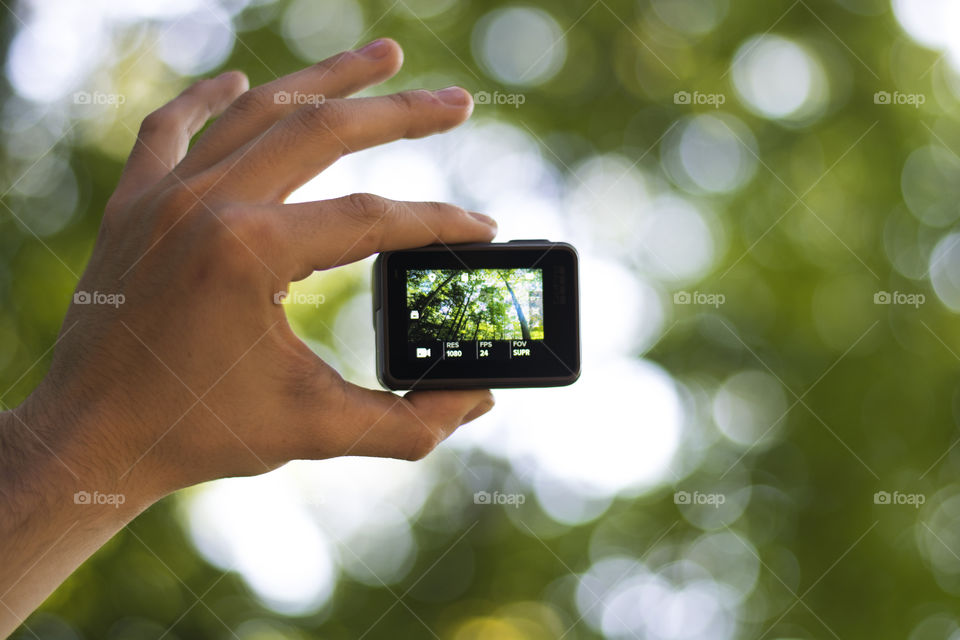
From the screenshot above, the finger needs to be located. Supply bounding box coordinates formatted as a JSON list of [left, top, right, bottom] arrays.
[[213, 87, 474, 203], [275, 194, 498, 279], [332, 382, 494, 461], [178, 39, 404, 176], [111, 71, 248, 208]]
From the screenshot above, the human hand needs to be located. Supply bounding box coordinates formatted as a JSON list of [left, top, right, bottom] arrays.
[[28, 38, 497, 505]]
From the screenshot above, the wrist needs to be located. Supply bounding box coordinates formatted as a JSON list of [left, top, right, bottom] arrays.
[[0, 387, 158, 529], [0, 390, 156, 635]]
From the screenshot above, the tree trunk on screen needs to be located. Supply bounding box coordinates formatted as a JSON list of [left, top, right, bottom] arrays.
[[452, 287, 480, 338], [500, 273, 531, 340], [444, 285, 470, 341]]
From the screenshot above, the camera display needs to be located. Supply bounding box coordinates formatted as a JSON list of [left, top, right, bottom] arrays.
[[408, 267, 543, 339], [374, 241, 580, 390]]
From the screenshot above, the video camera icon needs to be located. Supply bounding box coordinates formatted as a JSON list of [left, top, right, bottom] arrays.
[[416, 347, 431, 359]]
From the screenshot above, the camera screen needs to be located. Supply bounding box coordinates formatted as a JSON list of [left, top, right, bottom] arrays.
[[406, 268, 543, 361]]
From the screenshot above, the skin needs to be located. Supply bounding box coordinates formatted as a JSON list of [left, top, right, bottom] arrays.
[[0, 38, 497, 637]]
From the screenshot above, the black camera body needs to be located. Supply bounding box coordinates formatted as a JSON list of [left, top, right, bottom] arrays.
[[373, 240, 580, 390]]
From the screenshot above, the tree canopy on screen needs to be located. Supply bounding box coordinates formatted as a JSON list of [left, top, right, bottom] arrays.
[[406, 269, 544, 341]]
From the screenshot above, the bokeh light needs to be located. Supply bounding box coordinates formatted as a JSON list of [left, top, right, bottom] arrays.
[[892, 0, 960, 70], [648, 0, 729, 38], [662, 114, 758, 195], [731, 35, 829, 124], [282, 0, 364, 62], [472, 7, 566, 86]]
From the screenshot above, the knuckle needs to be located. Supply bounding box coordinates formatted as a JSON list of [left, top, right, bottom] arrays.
[[343, 192, 389, 223], [389, 90, 423, 113], [138, 106, 179, 137], [194, 208, 266, 275], [229, 88, 271, 116], [141, 182, 204, 242], [282, 349, 329, 404], [291, 100, 345, 138], [154, 183, 201, 221], [220, 206, 278, 249], [403, 426, 441, 461], [180, 78, 213, 100], [342, 193, 391, 253]]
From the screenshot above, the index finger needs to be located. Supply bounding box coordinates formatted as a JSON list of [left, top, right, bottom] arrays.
[[274, 194, 497, 280]]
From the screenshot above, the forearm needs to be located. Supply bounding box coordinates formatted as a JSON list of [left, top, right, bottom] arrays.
[[0, 393, 150, 638]]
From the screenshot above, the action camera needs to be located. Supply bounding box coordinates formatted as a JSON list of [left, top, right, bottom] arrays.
[[373, 240, 580, 390]]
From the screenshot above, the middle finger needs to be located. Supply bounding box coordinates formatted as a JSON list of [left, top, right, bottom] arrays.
[[177, 38, 405, 178], [209, 86, 473, 203]]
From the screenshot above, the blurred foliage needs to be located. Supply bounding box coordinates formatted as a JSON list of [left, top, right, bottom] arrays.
[[4, 0, 960, 638]]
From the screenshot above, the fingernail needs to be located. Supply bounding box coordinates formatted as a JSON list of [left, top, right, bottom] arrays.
[[468, 211, 497, 228], [434, 86, 470, 106], [462, 397, 495, 424], [357, 39, 391, 59]]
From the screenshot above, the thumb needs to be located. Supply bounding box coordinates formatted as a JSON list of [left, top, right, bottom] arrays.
[[327, 381, 495, 461]]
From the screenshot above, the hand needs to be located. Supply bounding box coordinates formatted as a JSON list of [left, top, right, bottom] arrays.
[[0, 38, 496, 634], [67, 37, 498, 496]]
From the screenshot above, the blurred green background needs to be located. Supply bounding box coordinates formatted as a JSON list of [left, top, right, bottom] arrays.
[[4, 0, 960, 637]]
